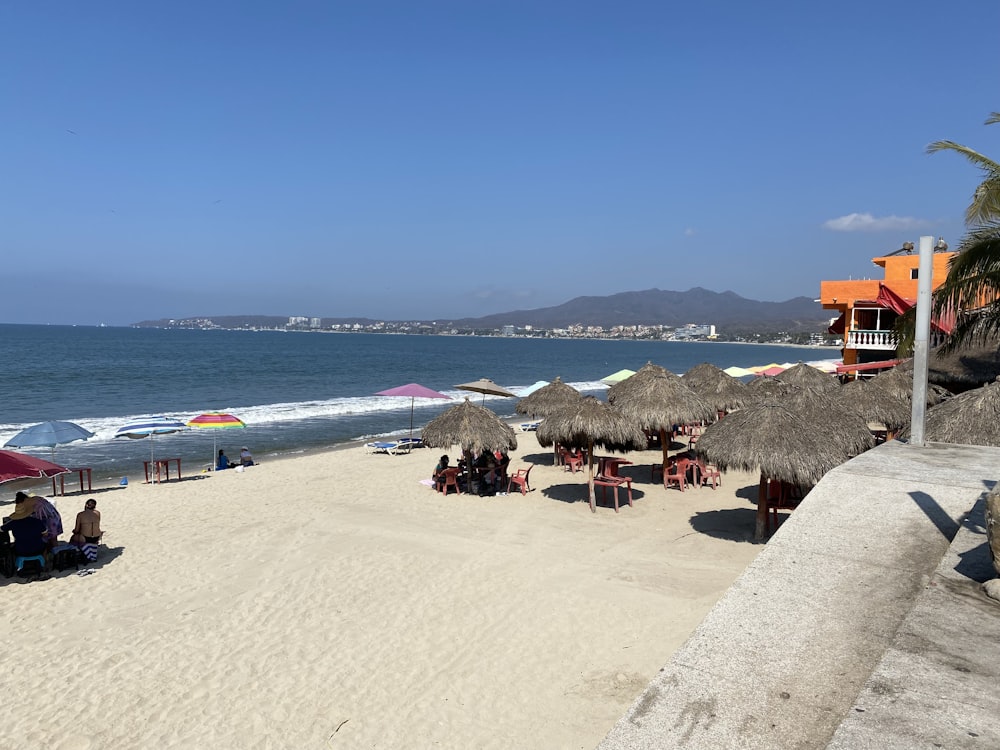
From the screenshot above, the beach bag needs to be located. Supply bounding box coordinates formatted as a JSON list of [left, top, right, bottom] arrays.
[[81, 543, 99, 563], [52, 544, 81, 571]]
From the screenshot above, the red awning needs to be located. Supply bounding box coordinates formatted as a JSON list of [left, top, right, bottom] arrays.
[[874, 283, 955, 334], [835, 358, 904, 374]]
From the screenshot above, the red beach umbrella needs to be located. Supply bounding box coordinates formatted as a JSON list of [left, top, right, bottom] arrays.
[[0, 449, 69, 485]]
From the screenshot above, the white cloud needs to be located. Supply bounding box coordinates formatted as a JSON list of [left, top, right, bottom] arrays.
[[822, 212, 932, 232]]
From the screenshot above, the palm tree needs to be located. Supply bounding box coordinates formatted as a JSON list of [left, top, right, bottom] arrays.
[[926, 112, 1000, 226], [896, 111, 1000, 353]]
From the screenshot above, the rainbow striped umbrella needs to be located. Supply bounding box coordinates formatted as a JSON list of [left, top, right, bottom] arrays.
[[187, 412, 246, 469]]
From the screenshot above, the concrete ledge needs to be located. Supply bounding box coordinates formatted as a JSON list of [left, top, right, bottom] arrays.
[[597, 441, 999, 750]]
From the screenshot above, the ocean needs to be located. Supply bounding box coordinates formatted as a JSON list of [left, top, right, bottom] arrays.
[[0, 324, 833, 483]]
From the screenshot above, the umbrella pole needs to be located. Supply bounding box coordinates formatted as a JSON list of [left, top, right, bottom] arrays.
[[409, 397, 415, 442], [587, 438, 596, 513], [660, 427, 670, 473]]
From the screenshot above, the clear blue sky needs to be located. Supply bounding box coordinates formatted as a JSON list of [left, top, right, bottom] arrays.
[[2, 1, 997, 326]]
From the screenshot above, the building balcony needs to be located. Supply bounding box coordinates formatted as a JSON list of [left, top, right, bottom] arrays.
[[846, 329, 948, 351], [846, 329, 898, 350]]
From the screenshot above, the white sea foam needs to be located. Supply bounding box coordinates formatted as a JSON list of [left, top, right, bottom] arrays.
[[0, 380, 607, 448]]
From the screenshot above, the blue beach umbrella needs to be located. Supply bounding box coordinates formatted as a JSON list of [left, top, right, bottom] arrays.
[[4, 420, 95, 463], [115, 417, 188, 481]]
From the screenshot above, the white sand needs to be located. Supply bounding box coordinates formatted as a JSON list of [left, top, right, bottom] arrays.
[[1, 436, 763, 749]]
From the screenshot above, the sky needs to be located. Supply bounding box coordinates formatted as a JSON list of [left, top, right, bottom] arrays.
[[2, 1, 998, 326]]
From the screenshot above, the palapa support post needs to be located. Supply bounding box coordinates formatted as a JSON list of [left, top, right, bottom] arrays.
[[756, 473, 769, 541], [587, 438, 596, 513]]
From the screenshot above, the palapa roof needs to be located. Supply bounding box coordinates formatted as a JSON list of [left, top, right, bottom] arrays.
[[696, 402, 851, 487], [742, 375, 796, 405], [536, 396, 647, 453], [606, 362, 678, 403], [421, 398, 518, 454], [870, 366, 952, 406], [779, 387, 876, 457], [682, 362, 751, 412], [900, 377, 1000, 447], [778, 362, 840, 392], [610, 370, 716, 430], [895, 342, 1000, 392], [515, 376, 581, 417], [836, 378, 912, 431]]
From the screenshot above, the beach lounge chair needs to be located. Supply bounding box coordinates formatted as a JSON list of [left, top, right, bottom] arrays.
[[391, 438, 423, 454], [365, 441, 398, 454], [520, 422, 540, 432]]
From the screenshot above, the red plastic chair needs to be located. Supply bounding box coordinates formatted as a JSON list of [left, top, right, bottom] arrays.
[[697, 459, 721, 489], [507, 465, 533, 495], [664, 459, 687, 491], [561, 449, 584, 473], [438, 467, 462, 495]]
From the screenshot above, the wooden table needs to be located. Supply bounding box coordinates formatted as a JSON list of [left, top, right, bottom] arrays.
[[144, 457, 182, 483], [52, 467, 93, 496]]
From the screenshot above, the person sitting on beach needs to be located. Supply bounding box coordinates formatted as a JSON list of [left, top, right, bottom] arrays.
[[474, 450, 498, 494], [432, 455, 450, 490], [239, 446, 255, 466], [2, 494, 48, 558], [71, 498, 103, 562], [11, 492, 63, 549], [217, 449, 232, 470]]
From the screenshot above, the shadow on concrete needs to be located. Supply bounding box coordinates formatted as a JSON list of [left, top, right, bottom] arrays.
[[909, 490, 961, 541], [687, 508, 759, 543]]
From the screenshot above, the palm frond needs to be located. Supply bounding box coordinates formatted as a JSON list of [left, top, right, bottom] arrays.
[[926, 140, 1000, 226]]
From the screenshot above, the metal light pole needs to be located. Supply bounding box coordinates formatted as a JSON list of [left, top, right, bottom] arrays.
[[909, 236, 934, 446]]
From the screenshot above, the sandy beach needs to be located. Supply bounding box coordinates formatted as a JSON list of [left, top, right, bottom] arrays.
[[1, 433, 763, 750]]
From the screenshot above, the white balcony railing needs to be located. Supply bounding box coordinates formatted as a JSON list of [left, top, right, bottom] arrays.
[[846, 329, 898, 349], [846, 329, 948, 350]]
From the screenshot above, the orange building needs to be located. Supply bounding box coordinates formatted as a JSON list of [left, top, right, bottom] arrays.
[[819, 242, 954, 377]]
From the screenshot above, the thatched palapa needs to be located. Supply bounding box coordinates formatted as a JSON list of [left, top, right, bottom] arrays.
[[900, 377, 1000, 447], [897, 342, 1000, 393], [606, 362, 677, 403], [682, 362, 751, 413], [422, 398, 517, 456], [780, 387, 876, 457], [742, 375, 796, 405], [696, 402, 851, 539], [836, 378, 911, 432], [870, 366, 951, 406], [778, 362, 840, 392], [610, 369, 716, 470], [537, 396, 647, 513], [515, 377, 581, 418]]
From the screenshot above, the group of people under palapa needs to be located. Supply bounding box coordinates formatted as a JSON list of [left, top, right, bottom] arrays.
[[1, 491, 104, 579], [432, 450, 510, 496], [216, 446, 255, 471]]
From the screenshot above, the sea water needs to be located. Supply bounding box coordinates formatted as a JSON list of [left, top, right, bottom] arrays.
[[0, 324, 830, 482]]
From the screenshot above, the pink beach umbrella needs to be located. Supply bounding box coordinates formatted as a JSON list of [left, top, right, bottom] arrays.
[[375, 383, 451, 441]]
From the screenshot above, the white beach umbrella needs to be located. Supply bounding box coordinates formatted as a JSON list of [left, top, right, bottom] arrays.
[[115, 416, 188, 482]]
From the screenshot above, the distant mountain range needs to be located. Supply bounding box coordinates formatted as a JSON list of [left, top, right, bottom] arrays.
[[135, 287, 830, 334]]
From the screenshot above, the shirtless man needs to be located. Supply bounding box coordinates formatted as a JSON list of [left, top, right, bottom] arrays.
[[73, 499, 102, 544]]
